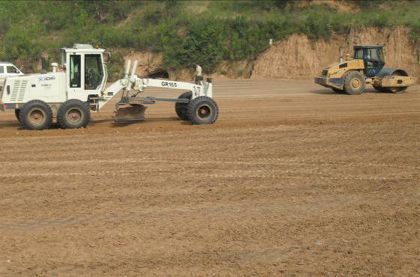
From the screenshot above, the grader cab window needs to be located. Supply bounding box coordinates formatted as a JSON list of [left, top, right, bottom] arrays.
[[7, 66, 19, 73], [69, 55, 81, 88], [85, 54, 103, 90]]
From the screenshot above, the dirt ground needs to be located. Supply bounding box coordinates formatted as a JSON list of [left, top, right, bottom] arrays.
[[0, 80, 419, 275]]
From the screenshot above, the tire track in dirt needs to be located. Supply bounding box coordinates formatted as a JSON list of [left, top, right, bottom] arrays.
[[0, 80, 419, 275]]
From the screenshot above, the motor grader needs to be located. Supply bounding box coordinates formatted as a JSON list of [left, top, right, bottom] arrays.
[[315, 45, 416, 95], [0, 44, 218, 130]]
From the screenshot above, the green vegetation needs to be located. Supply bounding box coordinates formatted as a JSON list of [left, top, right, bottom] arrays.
[[0, 0, 419, 77]]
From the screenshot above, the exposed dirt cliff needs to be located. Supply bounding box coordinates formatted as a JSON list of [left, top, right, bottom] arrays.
[[125, 27, 418, 81], [251, 27, 419, 80]]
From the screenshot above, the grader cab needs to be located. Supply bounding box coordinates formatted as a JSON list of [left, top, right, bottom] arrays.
[[315, 45, 416, 95]]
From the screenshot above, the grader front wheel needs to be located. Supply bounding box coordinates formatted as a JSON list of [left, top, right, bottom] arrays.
[[19, 100, 53, 130], [57, 100, 91, 129], [187, 96, 219, 125], [175, 91, 192, 121]]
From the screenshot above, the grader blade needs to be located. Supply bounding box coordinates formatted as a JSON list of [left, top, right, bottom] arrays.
[[113, 104, 147, 123]]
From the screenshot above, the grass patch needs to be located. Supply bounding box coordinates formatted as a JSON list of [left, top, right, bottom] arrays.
[[0, 0, 418, 77]]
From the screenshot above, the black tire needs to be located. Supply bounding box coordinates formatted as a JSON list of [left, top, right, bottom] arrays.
[[175, 91, 192, 121], [19, 100, 53, 130], [344, 71, 366, 95], [57, 99, 90, 129], [332, 88, 343, 93], [15, 109, 21, 122], [372, 84, 407, 93], [372, 84, 388, 93], [390, 87, 407, 93], [187, 96, 219, 125], [373, 84, 407, 94]]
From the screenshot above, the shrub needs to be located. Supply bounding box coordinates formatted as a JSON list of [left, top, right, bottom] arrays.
[[1, 26, 41, 60], [0, 0, 418, 73]]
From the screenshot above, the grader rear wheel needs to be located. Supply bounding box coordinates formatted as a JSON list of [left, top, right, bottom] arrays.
[[15, 109, 21, 122], [19, 100, 53, 130], [57, 99, 91, 129]]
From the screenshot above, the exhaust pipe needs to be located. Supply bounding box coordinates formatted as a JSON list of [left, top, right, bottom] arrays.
[[124, 60, 131, 78], [131, 60, 138, 79]]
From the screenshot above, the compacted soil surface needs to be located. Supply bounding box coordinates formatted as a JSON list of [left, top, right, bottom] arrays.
[[0, 80, 419, 275]]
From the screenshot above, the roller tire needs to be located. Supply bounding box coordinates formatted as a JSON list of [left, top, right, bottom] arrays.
[[372, 85, 388, 93], [57, 99, 90, 129], [374, 85, 407, 93], [344, 71, 366, 95], [389, 86, 407, 93], [175, 91, 192, 121], [187, 96, 219, 125], [19, 100, 53, 130], [332, 88, 344, 93]]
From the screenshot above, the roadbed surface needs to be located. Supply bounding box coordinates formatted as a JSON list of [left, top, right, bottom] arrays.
[[0, 80, 419, 275]]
